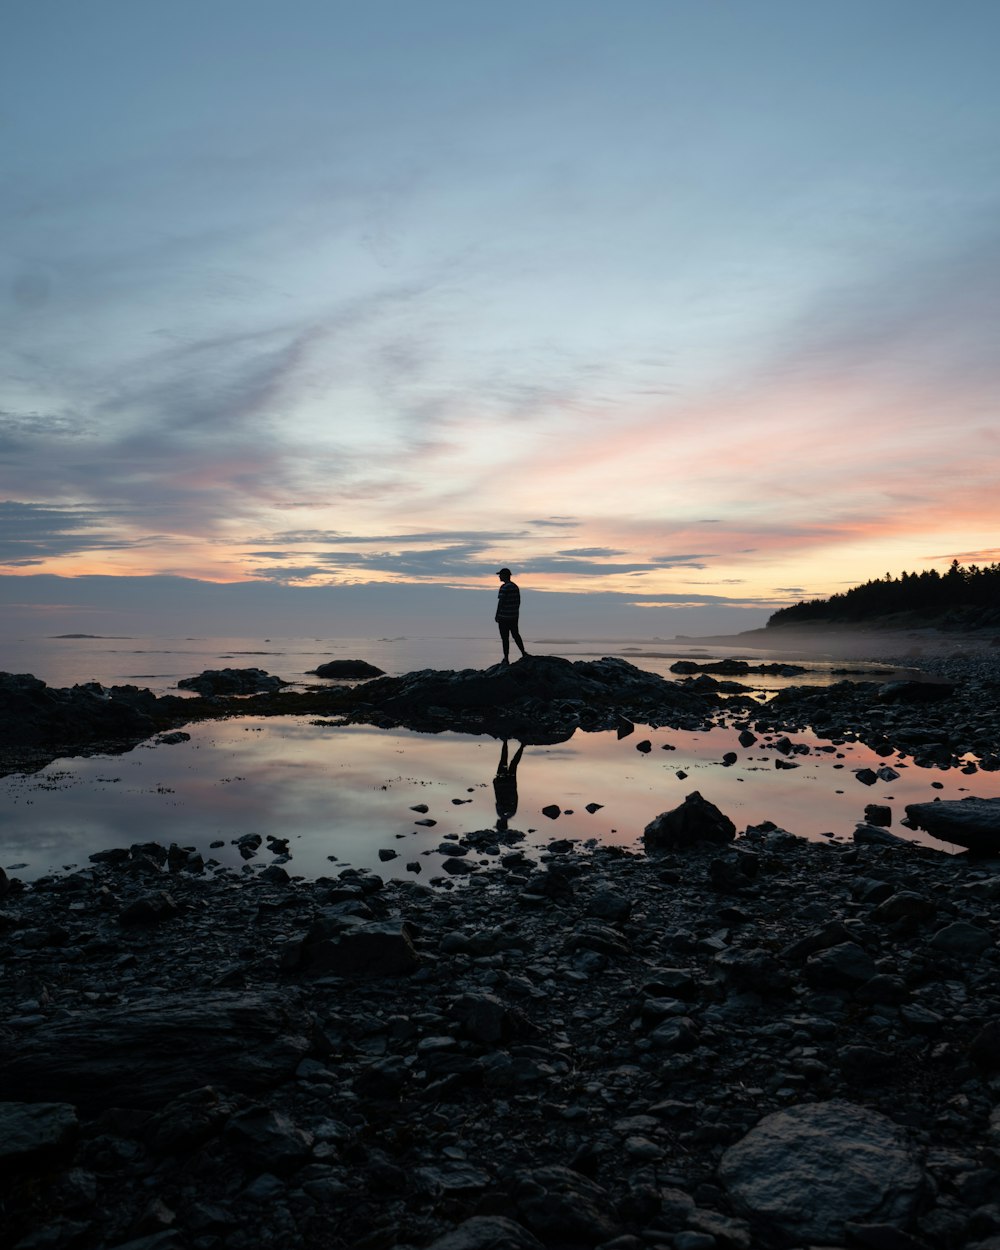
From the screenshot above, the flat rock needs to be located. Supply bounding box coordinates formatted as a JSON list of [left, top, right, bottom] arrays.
[[0, 991, 312, 1111], [904, 797, 1000, 852], [719, 1100, 924, 1244]]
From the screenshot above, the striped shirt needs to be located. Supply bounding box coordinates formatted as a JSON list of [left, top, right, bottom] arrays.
[[495, 580, 521, 622]]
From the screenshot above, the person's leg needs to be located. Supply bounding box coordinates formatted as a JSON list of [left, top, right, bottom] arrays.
[[498, 622, 510, 662], [510, 623, 527, 658]]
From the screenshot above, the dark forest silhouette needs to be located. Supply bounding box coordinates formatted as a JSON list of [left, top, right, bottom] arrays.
[[768, 559, 1000, 630]]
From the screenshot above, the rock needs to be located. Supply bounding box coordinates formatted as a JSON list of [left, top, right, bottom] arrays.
[[310, 660, 384, 679], [904, 797, 1000, 852], [423, 1216, 544, 1250], [0, 671, 156, 752], [0, 1101, 78, 1164], [442, 857, 476, 875], [119, 892, 179, 925], [143, 1087, 233, 1155], [0, 991, 312, 1111], [514, 1164, 621, 1244], [643, 791, 736, 851], [855, 824, 912, 847], [258, 864, 290, 884], [878, 679, 955, 703], [586, 885, 632, 922], [715, 947, 792, 996], [969, 1022, 1000, 1069], [223, 1106, 314, 1173], [719, 1100, 924, 1244], [871, 892, 936, 924], [297, 919, 419, 977], [928, 920, 993, 957], [177, 668, 289, 695], [452, 992, 517, 1045], [856, 768, 879, 786], [805, 941, 878, 989], [865, 804, 893, 827]]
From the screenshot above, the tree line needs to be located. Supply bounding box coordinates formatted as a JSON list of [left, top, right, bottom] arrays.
[[768, 560, 1000, 630]]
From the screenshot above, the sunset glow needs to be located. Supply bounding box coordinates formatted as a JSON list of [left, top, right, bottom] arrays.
[[3, 1, 999, 637]]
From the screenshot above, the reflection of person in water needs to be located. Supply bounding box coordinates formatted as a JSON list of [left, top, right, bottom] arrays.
[[495, 567, 528, 665], [493, 738, 524, 830]]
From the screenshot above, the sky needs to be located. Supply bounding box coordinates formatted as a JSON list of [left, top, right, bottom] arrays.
[[2, 0, 999, 639]]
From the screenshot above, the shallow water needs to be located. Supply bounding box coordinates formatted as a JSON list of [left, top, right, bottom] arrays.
[[0, 632, 900, 696], [3, 714, 997, 882]]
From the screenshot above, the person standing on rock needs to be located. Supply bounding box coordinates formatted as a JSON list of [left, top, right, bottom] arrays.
[[495, 567, 528, 665]]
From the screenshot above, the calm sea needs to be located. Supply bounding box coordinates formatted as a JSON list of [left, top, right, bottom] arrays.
[[2, 633, 992, 882], [0, 631, 893, 695]]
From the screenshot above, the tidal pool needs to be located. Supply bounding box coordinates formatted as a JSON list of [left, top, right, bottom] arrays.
[[2, 715, 998, 882]]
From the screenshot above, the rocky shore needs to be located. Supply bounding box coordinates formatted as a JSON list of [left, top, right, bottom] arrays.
[[3, 644, 1000, 776], [3, 646, 1000, 1249], [3, 804, 1000, 1250]]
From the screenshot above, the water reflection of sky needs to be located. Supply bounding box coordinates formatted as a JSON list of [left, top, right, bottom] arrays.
[[2, 717, 998, 882]]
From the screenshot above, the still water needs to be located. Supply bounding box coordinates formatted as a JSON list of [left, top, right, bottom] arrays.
[[2, 713, 996, 883], [4, 632, 981, 882]]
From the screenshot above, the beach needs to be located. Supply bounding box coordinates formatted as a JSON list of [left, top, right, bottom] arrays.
[[2, 635, 1000, 1248]]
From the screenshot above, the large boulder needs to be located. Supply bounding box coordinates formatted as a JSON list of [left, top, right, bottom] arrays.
[[904, 796, 1000, 853], [310, 659, 384, 679], [643, 791, 736, 850], [719, 1100, 924, 1244], [177, 667, 289, 695]]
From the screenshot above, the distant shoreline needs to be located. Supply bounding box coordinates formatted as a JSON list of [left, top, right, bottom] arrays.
[[671, 621, 999, 661]]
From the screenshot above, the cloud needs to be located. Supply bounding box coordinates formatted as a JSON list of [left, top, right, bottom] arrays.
[[651, 554, 713, 568], [0, 501, 156, 565], [556, 547, 625, 557], [926, 549, 1000, 564], [248, 529, 526, 547], [243, 540, 707, 583]]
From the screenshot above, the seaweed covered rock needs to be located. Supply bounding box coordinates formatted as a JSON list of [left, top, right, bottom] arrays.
[[0, 672, 156, 749], [177, 667, 289, 695]]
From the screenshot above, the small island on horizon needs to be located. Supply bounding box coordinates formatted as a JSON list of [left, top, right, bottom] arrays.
[[47, 634, 132, 640]]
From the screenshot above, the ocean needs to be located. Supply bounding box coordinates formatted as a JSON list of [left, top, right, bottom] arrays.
[[1, 633, 993, 882]]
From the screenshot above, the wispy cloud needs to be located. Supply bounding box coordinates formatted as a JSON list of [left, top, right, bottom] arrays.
[[0, 501, 159, 566]]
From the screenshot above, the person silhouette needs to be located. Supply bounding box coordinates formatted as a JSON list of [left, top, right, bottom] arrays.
[[495, 567, 528, 665], [493, 738, 524, 831]]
